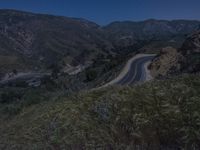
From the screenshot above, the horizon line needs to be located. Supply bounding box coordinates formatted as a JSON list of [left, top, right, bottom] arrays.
[[0, 8, 200, 26]]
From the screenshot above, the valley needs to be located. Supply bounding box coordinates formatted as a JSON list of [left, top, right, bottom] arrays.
[[0, 10, 200, 79], [0, 9, 200, 150]]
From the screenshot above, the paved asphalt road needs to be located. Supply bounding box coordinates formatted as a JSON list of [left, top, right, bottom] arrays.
[[0, 73, 49, 85], [116, 56, 155, 85]]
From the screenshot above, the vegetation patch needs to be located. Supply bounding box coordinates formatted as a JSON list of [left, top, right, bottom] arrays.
[[0, 75, 200, 149]]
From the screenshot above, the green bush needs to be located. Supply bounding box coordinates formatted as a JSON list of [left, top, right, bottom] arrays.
[[2, 104, 21, 115], [0, 75, 200, 149], [85, 69, 97, 82], [22, 90, 45, 106], [41, 76, 58, 91], [0, 88, 51, 116], [0, 90, 23, 104]]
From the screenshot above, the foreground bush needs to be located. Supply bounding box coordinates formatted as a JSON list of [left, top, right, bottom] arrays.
[[0, 75, 200, 149]]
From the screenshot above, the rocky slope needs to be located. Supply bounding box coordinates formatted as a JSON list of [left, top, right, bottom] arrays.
[[150, 30, 200, 77], [150, 47, 181, 77]]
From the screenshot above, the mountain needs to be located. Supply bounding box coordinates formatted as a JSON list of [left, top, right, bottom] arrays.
[[0, 9, 112, 73], [104, 19, 200, 48], [1, 10, 200, 149], [150, 30, 200, 77], [0, 9, 200, 77]]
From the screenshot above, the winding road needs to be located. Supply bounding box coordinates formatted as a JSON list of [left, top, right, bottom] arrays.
[[0, 54, 156, 88], [102, 54, 156, 87], [116, 55, 155, 85]]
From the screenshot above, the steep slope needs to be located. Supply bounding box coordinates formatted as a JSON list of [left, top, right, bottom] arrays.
[[0, 9, 112, 73], [150, 30, 200, 77], [179, 30, 200, 73], [0, 9, 200, 77], [149, 47, 180, 77]]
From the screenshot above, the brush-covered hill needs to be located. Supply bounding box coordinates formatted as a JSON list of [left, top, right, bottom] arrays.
[[0, 9, 112, 73], [0, 74, 200, 149], [150, 29, 200, 77], [179, 30, 200, 73], [104, 19, 200, 50], [0, 9, 200, 76]]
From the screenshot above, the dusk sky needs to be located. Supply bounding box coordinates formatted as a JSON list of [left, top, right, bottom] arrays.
[[0, 0, 200, 25]]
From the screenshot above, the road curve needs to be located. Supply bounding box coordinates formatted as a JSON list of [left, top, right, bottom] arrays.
[[102, 54, 156, 87], [116, 56, 155, 85]]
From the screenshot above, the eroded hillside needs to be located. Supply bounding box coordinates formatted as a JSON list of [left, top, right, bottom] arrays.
[[150, 30, 200, 77]]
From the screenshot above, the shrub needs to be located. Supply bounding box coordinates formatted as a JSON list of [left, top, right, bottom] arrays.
[[0, 90, 23, 104], [85, 69, 97, 82]]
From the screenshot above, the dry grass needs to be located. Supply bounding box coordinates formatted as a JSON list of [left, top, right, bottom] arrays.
[[0, 75, 200, 149]]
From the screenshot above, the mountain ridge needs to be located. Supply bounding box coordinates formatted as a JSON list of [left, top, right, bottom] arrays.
[[0, 9, 200, 77]]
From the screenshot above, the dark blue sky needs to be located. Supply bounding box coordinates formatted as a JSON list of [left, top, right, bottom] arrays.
[[0, 0, 200, 25]]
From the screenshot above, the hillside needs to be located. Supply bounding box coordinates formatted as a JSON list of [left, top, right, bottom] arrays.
[[0, 9, 112, 74], [179, 30, 200, 73], [0, 75, 199, 149], [150, 30, 200, 77], [104, 19, 200, 51], [0, 9, 200, 77], [0, 9, 200, 150]]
